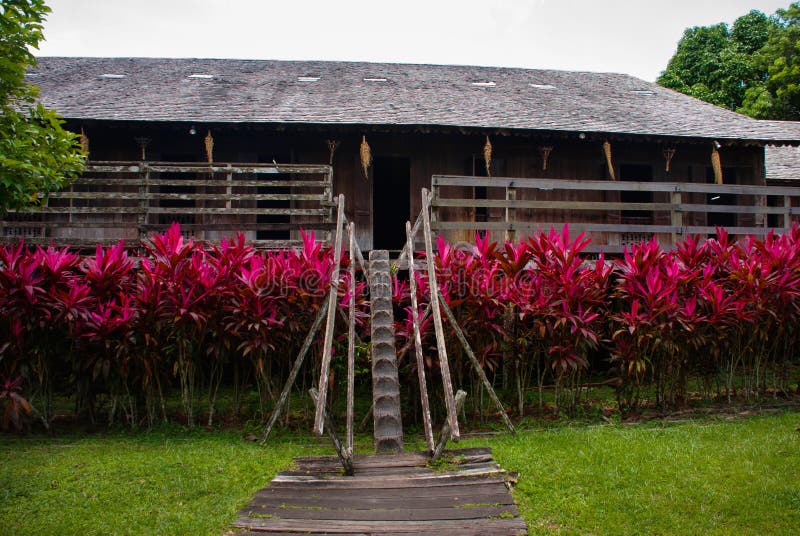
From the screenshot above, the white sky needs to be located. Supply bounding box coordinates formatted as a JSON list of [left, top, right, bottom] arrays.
[[37, 0, 792, 82]]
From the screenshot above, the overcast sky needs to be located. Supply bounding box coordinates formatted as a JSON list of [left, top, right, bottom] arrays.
[[37, 0, 792, 82]]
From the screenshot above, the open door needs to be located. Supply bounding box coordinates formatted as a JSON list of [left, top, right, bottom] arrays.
[[372, 157, 411, 251]]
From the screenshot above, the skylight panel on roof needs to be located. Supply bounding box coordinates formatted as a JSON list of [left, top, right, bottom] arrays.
[[188, 74, 214, 79], [471, 81, 496, 87], [98, 74, 125, 79], [530, 83, 556, 90], [297, 76, 320, 82], [364, 77, 388, 82]]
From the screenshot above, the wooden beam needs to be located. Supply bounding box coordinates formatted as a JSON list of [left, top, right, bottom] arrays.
[[260, 300, 329, 442], [309, 388, 354, 476], [437, 290, 515, 434], [431, 390, 467, 462], [422, 188, 460, 441], [346, 222, 356, 456], [407, 220, 435, 454], [314, 194, 346, 436]]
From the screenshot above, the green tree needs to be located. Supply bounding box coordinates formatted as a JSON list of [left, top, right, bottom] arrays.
[[740, 3, 800, 119], [0, 0, 84, 215], [657, 10, 777, 112]]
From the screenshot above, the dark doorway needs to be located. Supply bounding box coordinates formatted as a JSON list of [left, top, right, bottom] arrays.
[[373, 157, 411, 251], [706, 167, 737, 229], [257, 154, 290, 241], [620, 164, 654, 224]]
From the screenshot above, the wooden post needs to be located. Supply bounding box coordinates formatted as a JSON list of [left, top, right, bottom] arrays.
[[260, 300, 329, 442], [346, 222, 356, 455], [139, 166, 150, 241], [309, 388, 354, 476], [431, 390, 467, 462], [670, 190, 682, 247], [505, 183, 516, 243], [437, 290, 516, 434], [407, 220, 435, 453], [422, 188, 460, 440], [314, 194, 345, 435]]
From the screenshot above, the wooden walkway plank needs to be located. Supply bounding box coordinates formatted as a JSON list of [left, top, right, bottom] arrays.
[[234, 448, 526, 535], [235, 518, 527, 534]]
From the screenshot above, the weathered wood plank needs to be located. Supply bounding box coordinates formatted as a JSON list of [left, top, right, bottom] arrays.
[[406, 220, 435, 454], [248, 491, 514, 509], [432, 174, 800, 196], [268, 473, 507, 490], [260, 302, 329, 442], [314, 195, 345, 435], [345, 222, 356, 456], [241, 504, 518, 521], [293, 447, 492, 468], [71, 178, 330, 188], [437, 291, 515, 434], [422, 188, 460, 441], [234, 518, 527, 534], [48, 192, 328, 201]]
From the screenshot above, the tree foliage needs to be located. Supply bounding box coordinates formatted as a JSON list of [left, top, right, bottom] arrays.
[[658, 3, 800, 120], [0, 0, 84, 215]]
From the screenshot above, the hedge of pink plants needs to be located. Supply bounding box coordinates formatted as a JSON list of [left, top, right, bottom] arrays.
[[395, 225, 800, 416], [1, 223, 799, 430], [0, 224, 367, 429]]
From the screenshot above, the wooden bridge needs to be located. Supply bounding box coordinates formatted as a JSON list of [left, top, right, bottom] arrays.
[[233, 447, 526, 535]]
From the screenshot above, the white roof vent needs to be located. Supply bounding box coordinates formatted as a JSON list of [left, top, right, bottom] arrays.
[[630, 89, 655, 96], [530, 83, 556, 90], [471, 81, 496, 87], [98, 74, 125, 79], [188, 74, 214, 79], [297, 76, 320, 82], [364, 77, 388, 82]]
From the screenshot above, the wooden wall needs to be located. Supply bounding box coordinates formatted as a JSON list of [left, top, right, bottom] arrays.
[[70, 121, 765, 250]]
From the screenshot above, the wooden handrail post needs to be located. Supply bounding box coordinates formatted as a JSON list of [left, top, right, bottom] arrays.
[[422, 188, 460, 440], [345, 222, 356, 456], [785, 195, 793, 230], [407, 220, 435, 453], [314, 194, 345, 435], [505, 183, 516, 243], [670, 190, 682, 247]]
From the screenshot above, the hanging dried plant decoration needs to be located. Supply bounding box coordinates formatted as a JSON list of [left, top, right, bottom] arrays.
[[79, 128, 89, 155], [603, 140, 616, 181], [711, 147, 723, 184], [204, 130, 214, 163], [327, 139, 340, 165], [483, 135, 492, 177], [538, 146, 553, 171], [663, 148, 676, 173], [360, 135, 372, 179]]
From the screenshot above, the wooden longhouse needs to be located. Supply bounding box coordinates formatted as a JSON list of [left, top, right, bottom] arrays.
[[8, 57, 800, 252]]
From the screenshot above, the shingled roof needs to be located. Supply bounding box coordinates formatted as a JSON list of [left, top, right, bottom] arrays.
[[766, 145, 800, 180], [29, 57, 800, 144]]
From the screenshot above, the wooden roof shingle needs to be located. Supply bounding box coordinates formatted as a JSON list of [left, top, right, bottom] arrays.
[[29, 57, 800, 143]]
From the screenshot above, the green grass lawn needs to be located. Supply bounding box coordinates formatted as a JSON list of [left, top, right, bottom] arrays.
[[1, 412, 799, 535]]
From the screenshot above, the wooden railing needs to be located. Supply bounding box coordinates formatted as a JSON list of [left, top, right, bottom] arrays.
[[1, 161, 334, 248], [430, 175, 800, 252]]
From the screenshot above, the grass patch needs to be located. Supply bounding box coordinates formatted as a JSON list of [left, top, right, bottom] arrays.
[[463, 412, 800, 535], [0, 429, 324, 535], [0, 412, 798, 534]]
